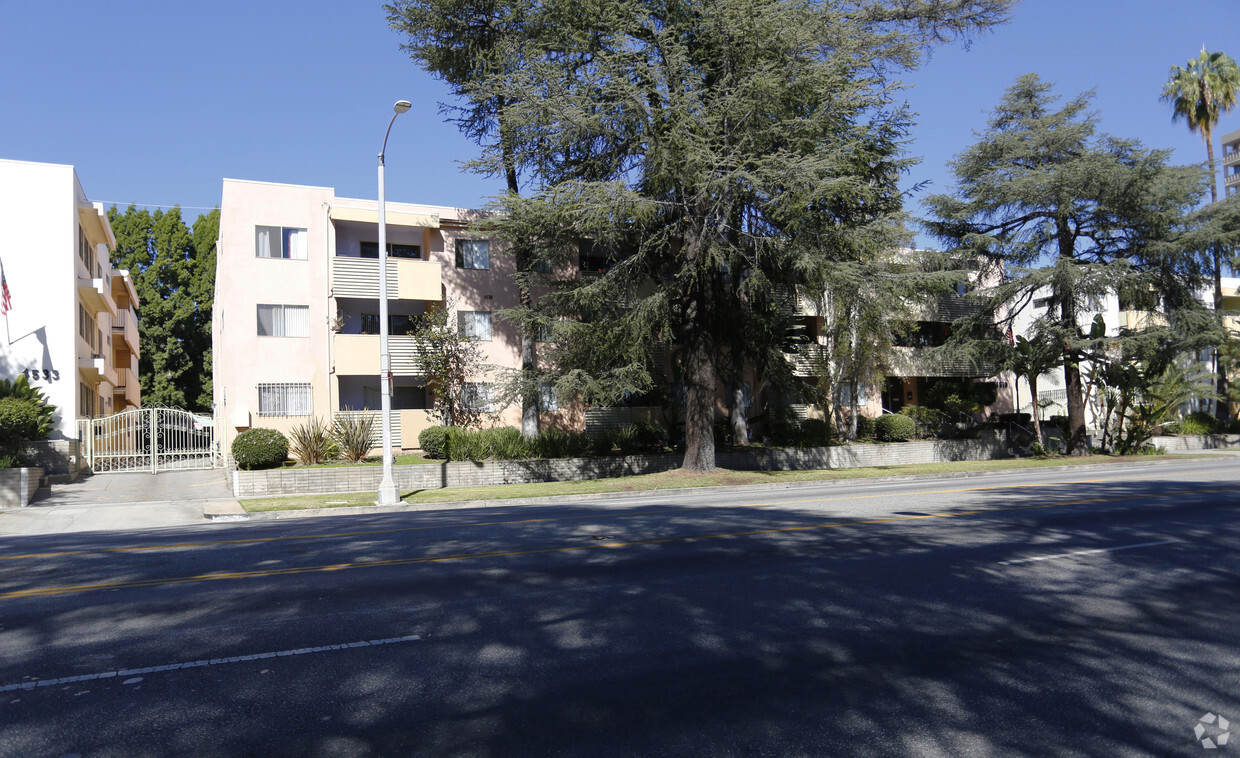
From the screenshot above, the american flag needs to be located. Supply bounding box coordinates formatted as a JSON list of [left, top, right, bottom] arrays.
[[0, 259, 10, 315]]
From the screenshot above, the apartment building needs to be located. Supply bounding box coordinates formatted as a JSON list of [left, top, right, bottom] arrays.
[[1007, 279, 1240, 427], [213, 178, 524, 453], [0, 159, 141, 440], [1223, 127, 1240, 198]]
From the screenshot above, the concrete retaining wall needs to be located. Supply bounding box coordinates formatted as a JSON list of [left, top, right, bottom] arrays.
[[1151, 434, 1240, 451], [233, 435, 1013, 498], [0, 468, 46, 507], [21, 440, 80, 481]]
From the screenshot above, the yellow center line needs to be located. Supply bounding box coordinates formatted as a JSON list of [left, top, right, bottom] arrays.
[[0, 468, 1214, 561], [0, 484, 1232, 601]]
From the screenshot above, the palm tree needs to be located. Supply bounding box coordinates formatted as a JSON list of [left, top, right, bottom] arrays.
[[1162, 47, 1240, 422], [1006, 330, 1064, 448], [1161, 47, 1240, 204]]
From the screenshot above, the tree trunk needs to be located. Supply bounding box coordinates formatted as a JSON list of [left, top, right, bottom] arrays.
[[681, 308, 717, 472], [1029, 374, 1042, 448], [730, 383, 748, 446], [501, 104, 540, 439]]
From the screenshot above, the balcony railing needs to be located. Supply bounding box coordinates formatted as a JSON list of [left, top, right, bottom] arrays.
[[1222, 149, 1240, 167], [331, 257, 443, 301], [334, 333, 427, 376], [77, 275, 116, 315], [889, 346, 996, 378], [111, 308, 140, 357]]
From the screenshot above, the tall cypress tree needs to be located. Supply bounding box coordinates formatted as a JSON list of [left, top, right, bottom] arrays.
[[108, 205, 217, 412]]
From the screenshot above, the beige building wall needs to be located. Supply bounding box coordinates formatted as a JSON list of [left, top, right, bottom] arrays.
[[214, 179, 522, 456]]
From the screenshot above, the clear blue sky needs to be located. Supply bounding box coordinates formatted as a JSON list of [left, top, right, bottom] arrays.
[[3, 0, 1237, 235]]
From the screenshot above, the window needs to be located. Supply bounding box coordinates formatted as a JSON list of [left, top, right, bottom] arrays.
[[455, 240, 490, 270], [539, 383, 559, 412], [457, 311, 493, 341], [359, 241, 421, 259], [256, 226, 308, 260], [360, 313, 418, 336], [257, 383, 312, 417], [462, 383, 494, 413], [257, 305, 310, 337], [362, 385, 426, 410]]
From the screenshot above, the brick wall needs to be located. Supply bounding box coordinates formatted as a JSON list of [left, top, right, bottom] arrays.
[[22, 440, 79, 480], [1151, 434, 1240, 451], [232, 436, 1012, 498], [0, 467, 45, 507]]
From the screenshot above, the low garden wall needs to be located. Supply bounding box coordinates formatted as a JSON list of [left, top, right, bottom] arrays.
[[233, 435, 1013, 498], [1150, 434, 1240, 451], [0, 467, 45, 507], [21, 440, 80, 481]]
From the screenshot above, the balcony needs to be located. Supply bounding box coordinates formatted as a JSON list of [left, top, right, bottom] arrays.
[[774, 285, 820, 317], [889, 346, 996, 378], [1226, 172, 1240, 189], [784, 344, 829, 377], [1223, 149, 1240, 167], [111, 308, 140, 357], [334, 334, 426, 376], [78, 354, 106, 383], [77, 275, 116, 315], [112, 368, 141, 409], [331, 257, 443, 301]]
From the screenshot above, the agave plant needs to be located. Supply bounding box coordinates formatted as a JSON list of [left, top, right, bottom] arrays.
[[288, 417, 339, 465], [332, 411, 377, 463]]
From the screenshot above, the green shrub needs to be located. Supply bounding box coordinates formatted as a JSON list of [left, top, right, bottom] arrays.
[[1228, 419, 1240, 434], [799, 418, 831, 447], [288, 417, 338, 465], [0, 397, 43, 453], [1172, 412, 1217, 436], [614, 425, 644, 455], [332, 412, 377, 463], [1046, 415, 1069, 430], [0, 453, 17, 468], [855, 414, 877, 440], [445, 426, 487, 460], [770, 405, 802, 446], [530, 428, 591, 459], [635, 421, 667, 452], [419, 426, 449, 459], [232, 428, 289, 470], [484, 426, 530, 459], [0, 376, 54, 440], [875, 413, 915, 442], [590, 428, 617, 456]]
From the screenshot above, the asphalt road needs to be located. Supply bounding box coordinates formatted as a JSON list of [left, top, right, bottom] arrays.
[[1, 459, 1237, 757]]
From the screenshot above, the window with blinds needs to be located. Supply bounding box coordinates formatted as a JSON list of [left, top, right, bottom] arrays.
[[257, 304, 310, 337]]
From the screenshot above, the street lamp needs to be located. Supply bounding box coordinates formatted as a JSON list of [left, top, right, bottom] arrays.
[[377, 99, 412, 505]]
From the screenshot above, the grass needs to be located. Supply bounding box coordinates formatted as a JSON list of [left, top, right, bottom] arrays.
[[239, 452, 1209, 513]]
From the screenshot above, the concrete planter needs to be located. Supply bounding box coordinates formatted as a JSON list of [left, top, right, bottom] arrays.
[[232, 435, 1013, 498], [0, 467, 46, 507]]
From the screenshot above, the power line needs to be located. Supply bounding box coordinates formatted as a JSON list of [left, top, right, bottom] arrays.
[[95, 202, 219, 210]]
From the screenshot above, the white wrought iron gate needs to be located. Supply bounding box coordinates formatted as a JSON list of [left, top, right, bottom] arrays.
[[79, 407, 220, 474]]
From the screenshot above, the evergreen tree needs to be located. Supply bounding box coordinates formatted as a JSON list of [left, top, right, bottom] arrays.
[[926, 75, 1214, 453], [425, 0, 1011, 470], [108, 205, 217, 412]]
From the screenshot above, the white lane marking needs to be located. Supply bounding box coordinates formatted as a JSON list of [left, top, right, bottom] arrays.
[[0, 634, 421, 693], [998, 540, 1178, 566]]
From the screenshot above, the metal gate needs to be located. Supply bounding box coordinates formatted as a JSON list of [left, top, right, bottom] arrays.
[[79, 407, 220, 473]]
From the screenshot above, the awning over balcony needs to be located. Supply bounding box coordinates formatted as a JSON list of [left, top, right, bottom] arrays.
[[329, 205, 440, 229]]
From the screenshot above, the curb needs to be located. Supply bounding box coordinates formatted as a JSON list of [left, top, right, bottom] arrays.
[[232, 454, 1228, 522]]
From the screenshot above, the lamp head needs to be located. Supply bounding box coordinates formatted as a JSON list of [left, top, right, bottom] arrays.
[[394, 100, 412, 114]]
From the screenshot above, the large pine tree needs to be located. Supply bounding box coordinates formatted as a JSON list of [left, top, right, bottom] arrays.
[[393, 0, 1012, 470]]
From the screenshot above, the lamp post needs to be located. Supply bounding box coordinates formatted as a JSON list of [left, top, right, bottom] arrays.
[[377, 99, 411, 505]]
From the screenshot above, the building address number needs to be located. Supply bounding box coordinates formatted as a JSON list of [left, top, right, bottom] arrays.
[[23, 369, 61, 382]]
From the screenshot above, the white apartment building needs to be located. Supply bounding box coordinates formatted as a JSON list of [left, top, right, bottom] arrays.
[[0, 159, 141, 440], [1222, 127, 1239, 198], [213, 178, 525, 454], [1007, 279, 1239, 428]]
